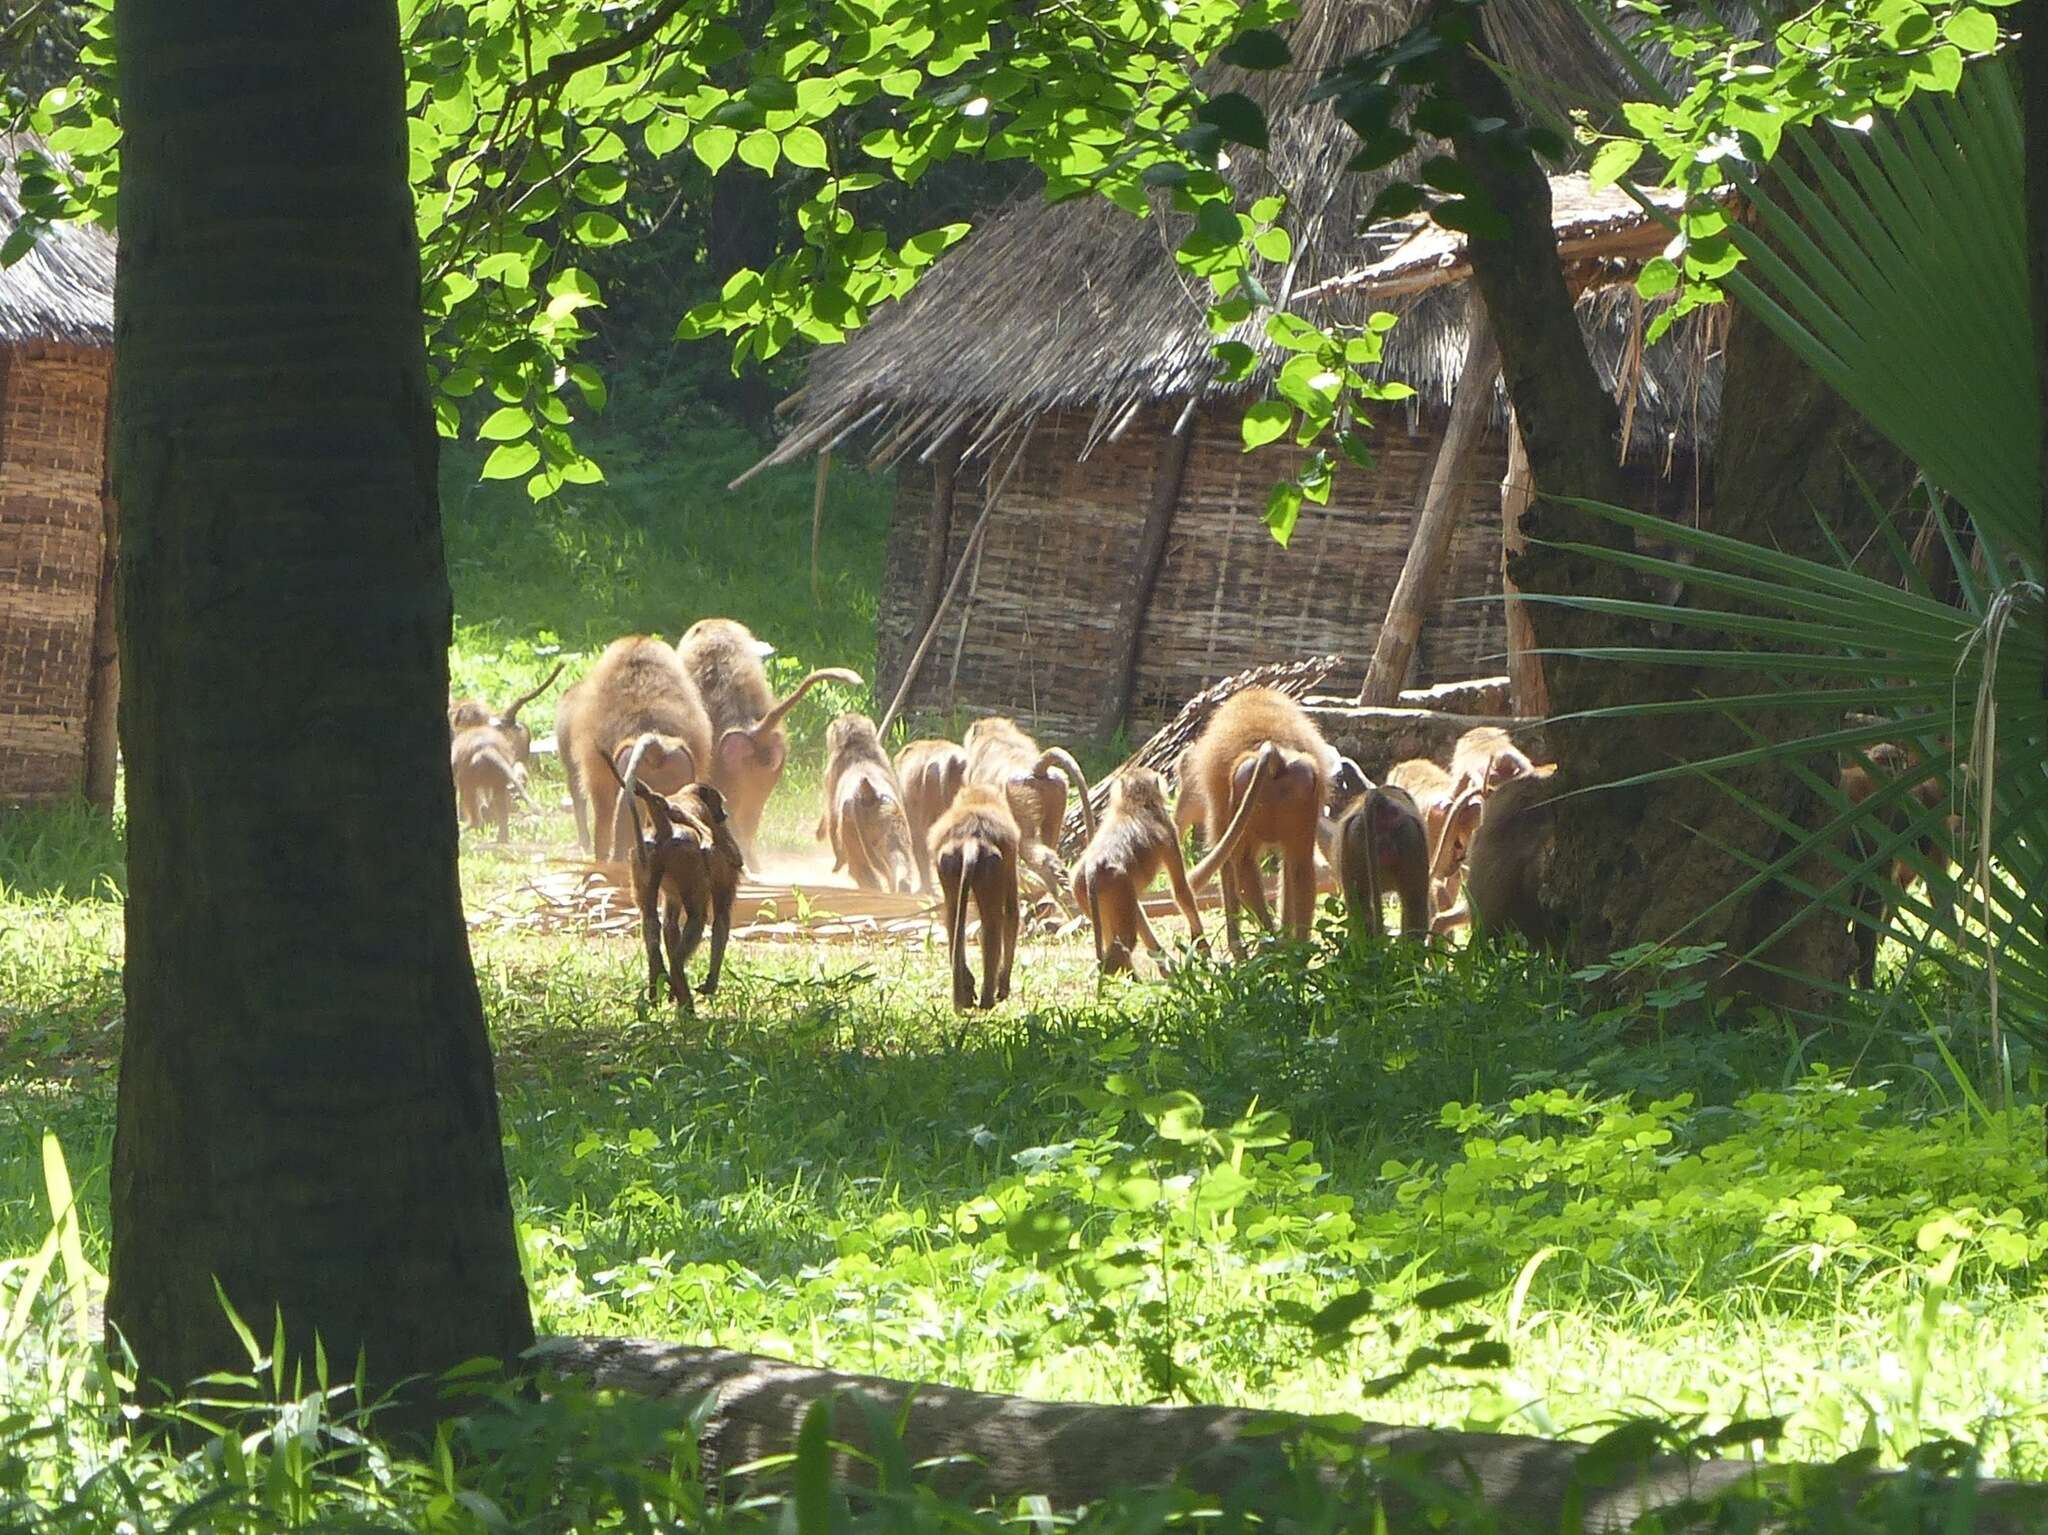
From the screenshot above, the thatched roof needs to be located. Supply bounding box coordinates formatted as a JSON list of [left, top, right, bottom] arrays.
[[0, 138, 115, 349], [747, 0, 1717, 480]]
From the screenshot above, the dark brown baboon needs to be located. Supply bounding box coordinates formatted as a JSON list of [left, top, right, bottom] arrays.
[[1430, 732, 1555, 930], [1460, 770, 1566, 948], [894, 738, 967, 893], [675, 617, 862, 862], [447, 663, 565, 842], [816, 713, 916, 893], [1386, 757, 1457, 914], [609, 746, 743, 1012], [1176, 688, 1332, 957], [961, 717, 1084, 911], [928, 784, 1022, 1012], [556, 637, 712, 862], [1333, 783, 1431, 940], [1071, 768, 1202, 976], [1839, 743, 1958, 988]]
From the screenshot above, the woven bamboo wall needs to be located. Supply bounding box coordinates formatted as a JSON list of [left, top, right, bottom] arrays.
[[878, 402, 1509, 738], [0, 342, 111, 802]]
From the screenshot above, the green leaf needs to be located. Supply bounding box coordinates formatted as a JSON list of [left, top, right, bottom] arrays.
[[794, 1399, 832, 1535], [480, 441, 540, 481], [1196, 92, 1268, 152], [644, 113, 687, 158], [566, 363, 607, 412], [737, 128, 780, 173], [478, 406, 531, 441], [1588, 139, 1644, 190], [1241, 400, 1292, 449], [1253, 225, 1292, 263], [571, 212, 628, 246], [1220, 29, 1290, 68], [693, 124, 738, 172], [783, 125, 829, 169], [1637, 256, 1680, 299], [1942, 7, 1997, 48], [1264, 479, 1303, 545]]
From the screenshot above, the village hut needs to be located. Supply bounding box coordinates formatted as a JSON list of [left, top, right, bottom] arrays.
[[742, 0, 1720, 740], [0, 139, 117, 807]]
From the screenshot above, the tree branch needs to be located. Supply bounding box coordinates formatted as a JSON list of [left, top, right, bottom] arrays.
[[510, 0, 690, 97]]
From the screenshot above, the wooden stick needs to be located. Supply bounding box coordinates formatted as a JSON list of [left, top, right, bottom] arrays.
[[878, 428, 1033, 736], [1096, 407, 1196, 743], [1500, 411, 1550, 718], [809, 451, 831, 605], [1358, 289, 1501, 705]]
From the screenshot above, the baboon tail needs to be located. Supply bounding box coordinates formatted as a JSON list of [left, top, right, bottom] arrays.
[[1032, 748, 1096, 845], [1186, 743, 1283, 890]]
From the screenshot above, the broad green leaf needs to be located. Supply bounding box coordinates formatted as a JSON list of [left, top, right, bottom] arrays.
[[737, 128, 780, 173], [1942, 6, 1998, 46], [1636, 256, 1679, 299], [478, 405, 531, 441], [572, 212, 628, 246], [480, 441, 540, 481], [1196, 91, 1268, 151], [1589, 139, 1644, 190], [1241, 400, 1291, 449], [692, 124, 738, 172], [644, 113, 687, 158], [1219, 29, 1290, 68], [782, 125, 830, 169]]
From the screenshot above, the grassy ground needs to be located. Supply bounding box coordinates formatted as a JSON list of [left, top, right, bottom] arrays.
[[2, 412, 2044, 1513]]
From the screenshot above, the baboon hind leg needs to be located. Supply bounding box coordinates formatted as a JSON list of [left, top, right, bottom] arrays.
[[702, 884, 734, 998], [1282, 850, 1317, 941], [939, 860, 974, 1013]]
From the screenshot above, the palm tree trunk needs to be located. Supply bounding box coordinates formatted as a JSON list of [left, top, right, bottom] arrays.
[[106, 0, 533, 1415]]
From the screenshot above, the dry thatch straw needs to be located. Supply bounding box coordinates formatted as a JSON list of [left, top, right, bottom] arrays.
[[1056, 653, 1341, 859], [0, 138, 114, 347]]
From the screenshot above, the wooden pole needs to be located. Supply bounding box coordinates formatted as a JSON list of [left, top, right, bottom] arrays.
[[877, 429, 1032, 736], [915, 430, 963, 634], [1357, 290, 1501, 705], [83, 399, 120, 811], [1095, 409, 1196, 742], [1500, 412, 1550, 718]]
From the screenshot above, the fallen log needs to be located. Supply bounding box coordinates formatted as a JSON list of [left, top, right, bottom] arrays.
[[535, 1338, 2045, 1532]]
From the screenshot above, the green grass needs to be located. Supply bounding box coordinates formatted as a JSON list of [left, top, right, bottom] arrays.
[[2, 413, 2043, 1529]]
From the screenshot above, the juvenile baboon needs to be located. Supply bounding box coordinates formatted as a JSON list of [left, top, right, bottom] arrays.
[[1385, 756, 1455, 910], [447, 663, 565, 842], [1332, 783, 1432, 940], [816, 713, 917, 893], [451, 724, 527, 841], [556, 637, 712, 862], [1839, 743, 1958, 987], [608, 748, 743, 1012], [1071, 768, 1202, 976], [961, 717, 1086, 911], [928, 784, 1022, 1012], [1177, 688, 1332, 956], [1430, 731, 1551, 923], [894, 738, 967, 893], [1459, 770, 1566, 948], [676, 617, 862, 862]]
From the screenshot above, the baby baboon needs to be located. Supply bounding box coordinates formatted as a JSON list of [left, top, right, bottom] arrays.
[[928, 784, 1022, 1012], [447, 663, 565, 842], [1177, 688, 1332, 956], [1839, 743, 1957, 987], [556, 637, 712, 862], [1459, 770, 1566, 948], [1332, 783, 1431, 940], [676, 617, 862, 862], [451, 725, 526, 841], [610, 746, 743, 1012], [1071, 767, 1201, 976], [961, 717, 1085, 911], [895, 738, 967, 893], [817, 713, 916, 893]]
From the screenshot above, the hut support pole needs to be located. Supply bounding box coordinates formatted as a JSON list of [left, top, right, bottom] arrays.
[[84, 476, 121, 811], [1357, 292, 1499, 705], [1096, 411, 1196, 743], [1500, 412, 1549, 718], [809, 451, 830, 604], [878, 430, 1031, 736], [914, 430, 962, 634]]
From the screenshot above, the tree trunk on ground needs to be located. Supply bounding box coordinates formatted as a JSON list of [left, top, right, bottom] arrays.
[[1437, 18, 1909, 1007], [107, 0, 533, 1417], [538, 1338, 2048, 1532]]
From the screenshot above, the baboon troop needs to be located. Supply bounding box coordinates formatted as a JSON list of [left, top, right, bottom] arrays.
[[451, 619, 1953, 1009]]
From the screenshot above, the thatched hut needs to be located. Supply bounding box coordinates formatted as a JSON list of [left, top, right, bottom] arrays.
[[744, 1, 1719, 740], [0, 140, 118, 807]]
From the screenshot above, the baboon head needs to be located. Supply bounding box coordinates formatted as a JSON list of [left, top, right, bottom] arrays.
[[1326, 755, 1371, 815]]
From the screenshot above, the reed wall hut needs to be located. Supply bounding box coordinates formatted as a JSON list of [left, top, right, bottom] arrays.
[[0, 141, 117, 807], [746, 2, 1718, 740]]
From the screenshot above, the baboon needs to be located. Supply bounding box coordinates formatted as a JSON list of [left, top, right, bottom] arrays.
[[1839, 743, 1958, 988], [928, 784, 1022, 1012], [1071, 768, 1203, 976], [816, 713, 916, 893], [676, 618, 862, 862], [1448, 726, 1539, 799], [895, 738, 967, 893], [447, 663, 565, 841], [556, 637, 712, 862], [1459, 770, 1566, 948], [608, 748, 742, 1013], [1386, 756, 1455, 911], [1430, 733, 1551, 925], [1177, 688, 1332, 956], [961, 717, 1086, 911], [1333, 783, 1432, 940], [451, 725, 527, 841]]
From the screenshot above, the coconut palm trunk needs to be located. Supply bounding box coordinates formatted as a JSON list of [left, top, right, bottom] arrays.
[[105, 0, 533, 1409]]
